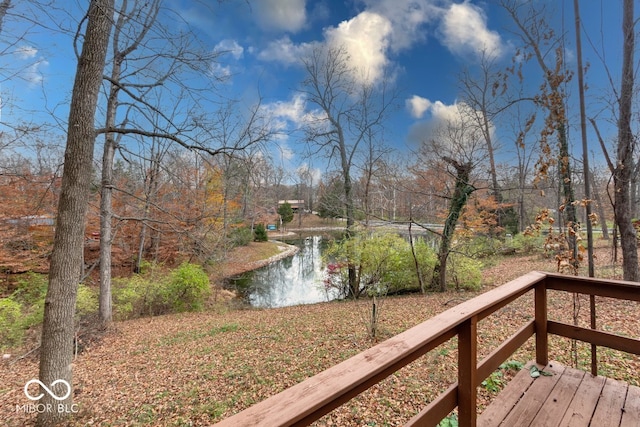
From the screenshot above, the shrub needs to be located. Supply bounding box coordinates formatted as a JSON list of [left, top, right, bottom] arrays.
[[254, 223, 268, 242], [510, 232, 544, 254], [112, 275, 147, 319], [113, 272, 168, 318], [76, 284, 98, 318], [12, 272, 47, 328], [463, 236, 503, 258], [229, 226, 252, 247], [113, 263, 211, 319], [446, 254, 483, 291], [0, 297, 24, 350], [323, 232, 438, 297], [167, 262, 211, 312]]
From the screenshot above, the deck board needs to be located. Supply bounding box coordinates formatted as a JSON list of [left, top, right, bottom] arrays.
[[559, 371, 605, 427], [531, 366, 584, 427], [621, 384, 640, 427], [590, 377, 627, 427], [478, 361, 639, 427]]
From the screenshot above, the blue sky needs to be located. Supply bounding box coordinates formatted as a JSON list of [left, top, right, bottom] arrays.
[[0, 0, 628, 178]]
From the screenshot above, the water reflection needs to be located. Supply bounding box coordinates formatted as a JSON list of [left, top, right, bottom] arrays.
[[229, 235, 340, 308]]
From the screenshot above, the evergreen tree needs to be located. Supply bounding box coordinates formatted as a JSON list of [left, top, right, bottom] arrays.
[[278, 202, 294, 228]]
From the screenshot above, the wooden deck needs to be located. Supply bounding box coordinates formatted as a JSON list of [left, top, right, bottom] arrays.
[[479, 361, 640, 427]]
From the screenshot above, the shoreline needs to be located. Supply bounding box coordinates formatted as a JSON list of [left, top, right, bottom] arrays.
[[231, 241, 300, 276]]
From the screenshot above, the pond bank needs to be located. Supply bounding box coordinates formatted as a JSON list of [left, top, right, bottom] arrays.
[[215, 240, 300, 280]]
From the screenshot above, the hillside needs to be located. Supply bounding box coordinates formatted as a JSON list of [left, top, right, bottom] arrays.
[[1, 241, 638, 426]]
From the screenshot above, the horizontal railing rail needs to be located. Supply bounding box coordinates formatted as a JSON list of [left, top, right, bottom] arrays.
[[213, 271, 640, 427]]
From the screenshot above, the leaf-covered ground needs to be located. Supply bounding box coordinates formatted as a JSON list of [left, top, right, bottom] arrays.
[[1, 243, 639, 426]]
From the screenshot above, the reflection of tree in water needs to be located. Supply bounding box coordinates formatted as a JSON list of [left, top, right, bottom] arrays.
[[246, 236, 339, 308]]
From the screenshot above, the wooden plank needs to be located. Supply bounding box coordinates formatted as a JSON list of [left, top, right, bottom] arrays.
[[559, 373, 606, 427], [590, 377, 628, 427], [621, 384, 640, 427], [500, 362, 565, 426], [477, 361, 538, 427], [477, 321, 535, 382], [548, 321, 640, 356], [545, 272, 640, 302], [535, 284, 548, 366], [530, 367, 584, 427], [458, 317, 478, 427], [405, 384, 457, 427]]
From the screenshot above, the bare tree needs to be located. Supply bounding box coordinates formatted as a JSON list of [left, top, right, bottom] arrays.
[[458, 50, 504, 202], [300, 45, 393, 297], [502, 0, 578, 258], [98, 0, 160, 327], [36, 1, 112, 425]]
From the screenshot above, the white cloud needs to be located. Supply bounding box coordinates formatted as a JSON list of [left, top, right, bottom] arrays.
[[214, 39, 244, 60], [258, 36, 316, 65], [429, 99, 466, 124], [406, 95, 433, 119], [23, 59, 48, 87], [15, 45, 38, 59], [253, 0, 307, 33], [257, 0, 503, 84], [209, 62, 233, 80], [263, 93, 308, 126], [324, 11, 393, 84], [297, 163, 322, 183], [362, 0, 443, 52], [407, 98, 495, 154], [439, 1, 504, 59], [279, 143, 295, 161], [210, 40, 244, 81]]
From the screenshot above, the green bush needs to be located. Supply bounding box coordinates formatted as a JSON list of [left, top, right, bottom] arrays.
[[323, 232, 438, 297], [167, 262, 210, 312], [509, 233, 544, 254], [446, 254, 483, 291], [463, 236, 503, 258], [254, 223, 268, 242], [113, 273, 166, 318], [12, 272, 47, 328], [112, 275, 146, 319], [76, 284, 98, 318], [113, 263, 210, 319], [0, 297, 24, 350]]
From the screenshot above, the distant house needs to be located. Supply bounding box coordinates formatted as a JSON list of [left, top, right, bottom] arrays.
[[278, 199, 305, 213]]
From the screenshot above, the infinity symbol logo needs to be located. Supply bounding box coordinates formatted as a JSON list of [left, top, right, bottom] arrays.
[[24, 379, 72, 401]]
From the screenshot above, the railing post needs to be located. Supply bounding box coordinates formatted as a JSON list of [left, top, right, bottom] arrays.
[[535, 282, 548, 366], [458, 316, 478, 427]]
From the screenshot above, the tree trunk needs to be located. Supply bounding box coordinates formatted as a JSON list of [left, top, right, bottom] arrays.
[[37, 1, 112, 425], [615, 0, 638, 282], [432, 158, 475, 292], [344, 167, 358, 297], [99, 56, 121, 326], [591, 171, 609, 240]]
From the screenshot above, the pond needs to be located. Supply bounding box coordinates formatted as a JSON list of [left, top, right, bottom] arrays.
[[226, 234, 341, 308]]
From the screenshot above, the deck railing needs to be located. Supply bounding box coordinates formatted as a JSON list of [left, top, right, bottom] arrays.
[[213, 271, 640, 427]]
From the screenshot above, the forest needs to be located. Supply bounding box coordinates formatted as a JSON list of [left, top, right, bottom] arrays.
[[1, 0, 639, 425]]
